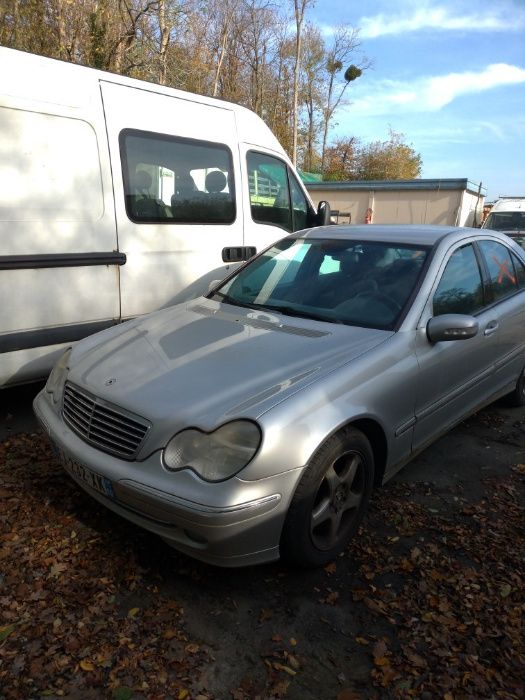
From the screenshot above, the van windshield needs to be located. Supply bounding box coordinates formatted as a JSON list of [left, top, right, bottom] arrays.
[[485, 211, 525, 232]]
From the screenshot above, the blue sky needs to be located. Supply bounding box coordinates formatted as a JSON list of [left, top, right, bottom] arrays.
[[310, 0, 525, 200]]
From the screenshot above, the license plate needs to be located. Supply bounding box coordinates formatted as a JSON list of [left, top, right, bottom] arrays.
[[61, 452, 115, 500]]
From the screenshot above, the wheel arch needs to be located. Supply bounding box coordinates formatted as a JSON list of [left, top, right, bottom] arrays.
[[339, 417, 388, 488]]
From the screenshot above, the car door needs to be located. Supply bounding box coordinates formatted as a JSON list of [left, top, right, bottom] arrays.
[[100, 81, 244, 320], [476, 238, 525, 386], [412, 241, 501, 451]]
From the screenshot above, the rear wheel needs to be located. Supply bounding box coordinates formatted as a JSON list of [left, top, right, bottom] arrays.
[[506, 365, 525, 407], [280, 427, 374, 567]]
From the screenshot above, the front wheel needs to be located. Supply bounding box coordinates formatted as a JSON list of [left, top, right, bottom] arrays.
[[280, 427, 375, 567]]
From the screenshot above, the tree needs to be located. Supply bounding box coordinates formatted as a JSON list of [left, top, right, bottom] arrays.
[[322, 136, 360, 181], [356, 129, 422, 180], [291, 0, 315, 166], [298, 24, 324, 172], [318, 25, 366, 175]]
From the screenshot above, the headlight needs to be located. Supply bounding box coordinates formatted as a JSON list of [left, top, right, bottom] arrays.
[[45, 347, 72, 404], [163, 421, 261, 482]]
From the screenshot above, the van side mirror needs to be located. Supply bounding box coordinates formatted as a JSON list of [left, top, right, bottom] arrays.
[[316, 201, 331, 227]]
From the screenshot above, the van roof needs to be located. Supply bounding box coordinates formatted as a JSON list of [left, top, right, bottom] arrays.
[[0, 46, 285, 156], [491, 198, 525, 212]]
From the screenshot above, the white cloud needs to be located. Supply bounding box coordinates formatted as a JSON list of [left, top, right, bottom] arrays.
[[359, 4, 525, 38], [349, 64, 525, 117]]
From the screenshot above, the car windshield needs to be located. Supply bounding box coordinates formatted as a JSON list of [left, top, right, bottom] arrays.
[[212, 237, 430, 329], [485, 211, 525, 233]]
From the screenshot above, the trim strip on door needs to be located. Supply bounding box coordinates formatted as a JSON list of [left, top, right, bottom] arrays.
[[0, 320, 118, 354], [0, 252, 126, 270]]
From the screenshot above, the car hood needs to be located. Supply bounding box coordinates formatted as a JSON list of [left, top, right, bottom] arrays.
[[67, 299, 392, 441]]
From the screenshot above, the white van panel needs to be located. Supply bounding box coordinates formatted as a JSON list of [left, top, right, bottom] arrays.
[[0, 266, 120, 334], [0, 86, 120, 386], [0, 105, 115, 251], [0, 108, 103, 224]]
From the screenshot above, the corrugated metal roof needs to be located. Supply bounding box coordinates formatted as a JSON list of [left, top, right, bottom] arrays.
[[305, 178, 486, 196]]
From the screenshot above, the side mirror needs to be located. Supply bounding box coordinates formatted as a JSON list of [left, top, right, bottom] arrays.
[[316, 200, 331, 227], [427, 314, 479, 343]]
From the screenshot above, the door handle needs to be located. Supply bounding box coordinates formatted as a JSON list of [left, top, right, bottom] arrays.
[[484, 321, 499, 336], [222, 246, 257, 263]]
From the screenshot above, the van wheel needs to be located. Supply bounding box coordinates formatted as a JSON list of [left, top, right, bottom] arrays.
[[506, 365, 525, 407], [280, 427, 374, 567]]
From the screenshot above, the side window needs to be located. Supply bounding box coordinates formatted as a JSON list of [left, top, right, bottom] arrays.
[[120, 129, 235, 224], [289, 174, 309, 232], [478, 240, 519, 301], [247, 151, 292, 232], [512, 253, 525, 288], [433, 244, 485, 316]]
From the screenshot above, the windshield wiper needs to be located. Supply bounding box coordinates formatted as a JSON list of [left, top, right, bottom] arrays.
[[210, 291, 258, 311], [257, 303, 343, 324], [211, 293, 342, 324]]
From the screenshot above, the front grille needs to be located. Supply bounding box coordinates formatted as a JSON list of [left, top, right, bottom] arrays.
[[62, 383, 150, 459]]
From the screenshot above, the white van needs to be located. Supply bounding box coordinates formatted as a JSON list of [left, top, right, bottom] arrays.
[[0, 47, 329, 387], [482, 197, 525, 249]]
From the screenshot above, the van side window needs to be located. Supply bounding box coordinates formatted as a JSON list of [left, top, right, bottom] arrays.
[[120, 129, 235, 224], [478, 240, 519, 302], [247, 152, 293, 232], [289, 174, 309, 231]]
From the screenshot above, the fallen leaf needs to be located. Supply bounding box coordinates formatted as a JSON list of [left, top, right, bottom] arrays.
[[374, 657, 390, 667], [79, 659, 95, 672], [112, 689, 133, 700], [273, 662, 297, 676], [271, 679, 290, 697], [259, 608, 273, 622], [50, 562, 67, 577], [0, 624, 16, 643], [500, 583, 512, 598], [337, 691, 361, 700]]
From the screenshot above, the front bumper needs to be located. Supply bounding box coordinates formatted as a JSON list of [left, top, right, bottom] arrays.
[[34, 389, 304, 567]]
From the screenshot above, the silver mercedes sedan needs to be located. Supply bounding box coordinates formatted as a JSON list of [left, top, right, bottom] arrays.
[[34, 225, 525, 567]]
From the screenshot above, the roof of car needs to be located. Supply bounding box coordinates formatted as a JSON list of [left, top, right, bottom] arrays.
[[300, 224, 469, 247]]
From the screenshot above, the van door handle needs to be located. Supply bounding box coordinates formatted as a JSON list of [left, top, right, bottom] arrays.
[[484, 320, 499, 336], [222, 246, 257, 263]]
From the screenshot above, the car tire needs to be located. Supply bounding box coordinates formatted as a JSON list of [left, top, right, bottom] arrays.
[[280, 427, 374, 567], [506, 365, 525, 407]]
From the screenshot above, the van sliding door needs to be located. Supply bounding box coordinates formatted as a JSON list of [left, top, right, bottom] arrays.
[[100, 81, 244, 319]]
